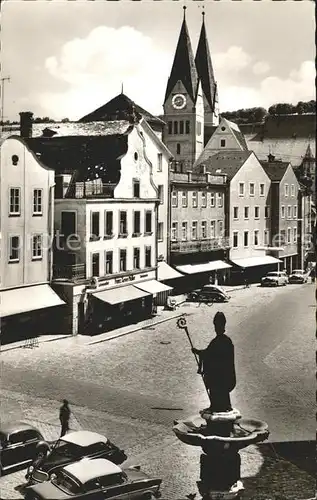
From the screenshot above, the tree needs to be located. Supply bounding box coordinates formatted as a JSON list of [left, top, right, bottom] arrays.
[[61, 118, 70, 123]]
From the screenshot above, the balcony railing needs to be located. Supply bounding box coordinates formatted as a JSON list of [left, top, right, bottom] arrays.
[[53, 263, 86, 281], [71, 182, 116, 199], [171, 237, 230, 253]]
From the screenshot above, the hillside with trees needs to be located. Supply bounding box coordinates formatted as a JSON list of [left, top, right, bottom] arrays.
[[221, 100, 316, 124]]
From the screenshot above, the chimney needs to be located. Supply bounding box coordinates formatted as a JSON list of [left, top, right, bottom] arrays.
[[206, 173, 211, 183], [19, 111, 33, 138], [201, 164, 206, 174], [187, 170, 192, 182]]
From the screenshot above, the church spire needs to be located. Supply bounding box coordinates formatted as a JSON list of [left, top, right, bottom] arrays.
[[195, 10, 218, 119], [164, 7, 198, 104]]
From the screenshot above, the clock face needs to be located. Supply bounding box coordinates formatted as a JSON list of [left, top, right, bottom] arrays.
[[172, 94, 186, 110]]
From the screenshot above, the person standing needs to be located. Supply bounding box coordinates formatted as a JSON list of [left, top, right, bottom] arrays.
[[59, 399, 71, 437], [192, 312, 236, 413]]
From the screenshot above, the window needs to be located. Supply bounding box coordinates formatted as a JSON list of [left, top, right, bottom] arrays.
[[158, 222, 163, 242], [181, 222, 188, 241], [158, 185, 164, 204], [220, 139, 226, 147], [176, 143, 181, 155], [9, 188, 20, 215], [244, 231, 249, 247], [173, 121, 178, 134], [291, 184, 295, 197], [260, 183, 265, 196], [33, 189, 42, 215], [210, 220, 216, 238], [210, 192, 215, 207], [9, 236, 20, 262], [192, 192, 198, 208], [248, 183, 255, 197], [201, 221, 207, 239], [119, 211, 127, 236], [119, 249, 127, 272], [293, 205, 297, 219], [133, 211, 141, 235], [145, 246, 151, 267], [168, 122, 172, 134], [254, 206, 260, 219], [254, 230, 259, 246], [233, 232, 238, 248], [218, 220, 224, 236], [264, 230, 269, 246], [133, 179, 140, 198], [281, 206, 285, 218], [133, 248, 140, 269], [181, 191, 188, 208], [201, 192, 207, 208], [90, 212, 100, 240], [287, 206, 292, 219], [280, 229, 286, 245], [217, 193, 223, 208], [134, 152, 138, 161], [104, 211, 113, 237], [61, 211, 76, 238], [32, 234, 42, 260], [197, 121, 202, 136], [171, 222, 178, 241], [171, 191, 178, 207], [105, 251, 113, 274], [179, 121, 184, 134], [185, 121, 190, 134], [191, 221, 198, 240], [233, 207, 238, 220], [284, 183, 289, 197], [265, 206, 270, 218], [92, 253, 100, 277], [244, 206, 249, 219], [157, 153, 162, 172], [239, 183, 245, 196], [145, 211, 152, 233], [293, 227, 297, 243], [287, 228, 291, 243], [9, 432, 25, 445]]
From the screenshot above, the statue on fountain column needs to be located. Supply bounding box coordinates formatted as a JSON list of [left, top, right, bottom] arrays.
[[192, 312, 236, 413]]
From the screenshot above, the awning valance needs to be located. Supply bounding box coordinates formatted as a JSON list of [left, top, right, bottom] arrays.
[[231, 256, 282, 268], [176, 260, 232, 275], [93, 285, 150, 305], [157, 261, 183, 281], [0, 284, 65, 318], [134, 280, 172, 294]]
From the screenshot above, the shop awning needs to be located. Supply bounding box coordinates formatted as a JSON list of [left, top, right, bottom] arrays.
[[0, 284, 66, 318], [93, 285, 150, 305], [231, 256, 282, 268], [157, 261, 183, 281], [176, 260, 232, 275], [134, 280, 172, 294]]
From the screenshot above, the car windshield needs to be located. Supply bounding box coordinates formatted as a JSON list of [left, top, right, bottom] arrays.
[[266, 272, 278, 277], [52, 470, 81, 494], [293, 270, 304, 275], [53, 440, 82, 458]]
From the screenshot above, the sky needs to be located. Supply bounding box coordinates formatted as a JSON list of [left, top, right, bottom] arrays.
[[2, 1, 315, 122]]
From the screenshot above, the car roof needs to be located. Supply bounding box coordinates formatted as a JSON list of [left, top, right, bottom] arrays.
[[61, 430, 108, 447], [292, 269, 304, 273], [203, 285, 224, 290], [64, 458, 121, 483], [0, 421, 41, 436]]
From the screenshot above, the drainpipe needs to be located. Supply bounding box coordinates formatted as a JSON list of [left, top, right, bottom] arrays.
[[48, 183, 55, 282]]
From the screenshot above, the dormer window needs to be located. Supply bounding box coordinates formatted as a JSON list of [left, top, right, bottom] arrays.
[[12, 155, 19, 165]]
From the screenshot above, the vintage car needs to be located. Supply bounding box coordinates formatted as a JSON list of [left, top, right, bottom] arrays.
[[187, 285, 230, 303], [0, 421, 45, 474], [27, 431, 127, 484], [288, 269, 308, 284], [25, 457, 162, 500], [261, 271, 288, 287]]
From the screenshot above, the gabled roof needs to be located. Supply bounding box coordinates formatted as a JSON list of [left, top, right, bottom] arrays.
[[222, 118, 248, 150], [260, 161, 291, 182], [194, 150, 253, 180], [31, 120, 132, 138], [164, 8, 198, 103], [195, 13, 217, 112], [139, 117, 173, 159], [79, 93, 165, 127]]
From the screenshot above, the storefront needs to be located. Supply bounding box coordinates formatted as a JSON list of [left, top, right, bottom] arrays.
[[157, 261, 184, 295], [229, 256, 282, 284], [134, 280, 172, 307], [175, 260, 232, 291]]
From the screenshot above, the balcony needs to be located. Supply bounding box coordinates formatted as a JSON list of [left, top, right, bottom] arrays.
[[72, 182, 116, 199], [53, 263, 86, 281], [171, 237, 231, 253]]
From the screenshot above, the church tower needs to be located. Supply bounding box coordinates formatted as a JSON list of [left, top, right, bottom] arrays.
[[163, 7, 204, 168], [195, 11, 219, 129]]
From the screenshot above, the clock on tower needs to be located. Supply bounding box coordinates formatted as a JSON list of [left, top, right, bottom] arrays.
[[172, 94, 187, 110]]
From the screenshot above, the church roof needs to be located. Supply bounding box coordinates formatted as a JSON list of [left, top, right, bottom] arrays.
[[222, 118, 248, 151], [164, 8, 198, 103], [260, 161, 291, 182], [194, 150, 253, 180], [195, 13, 217, 112]]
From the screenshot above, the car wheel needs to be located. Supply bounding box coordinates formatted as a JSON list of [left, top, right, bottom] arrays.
[[142, 492, 156, 500]]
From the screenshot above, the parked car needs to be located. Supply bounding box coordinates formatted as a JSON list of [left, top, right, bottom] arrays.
[[261, 271, 288, 287], [187, 284, 230, 303], [25, 457, 162, 500], [27, 431, 127, 484], [288, 269, 309, 284], [0, 421, 45, 474]]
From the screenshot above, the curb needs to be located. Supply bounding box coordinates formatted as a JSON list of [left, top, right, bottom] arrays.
[[88, 311, 188, 345], [0, 334, 71, 353]]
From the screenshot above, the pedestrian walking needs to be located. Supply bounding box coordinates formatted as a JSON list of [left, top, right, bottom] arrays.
[[59, 399, 71, 437]]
